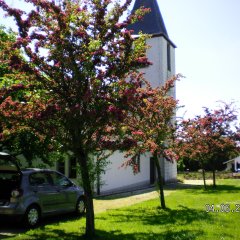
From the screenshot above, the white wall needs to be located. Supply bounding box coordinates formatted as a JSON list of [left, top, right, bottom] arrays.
[[164, 160, 177, 182], [144, 37, 176, 88], [144, 36, 177, 182], [99, 36, 178, 193], [100, 151, 151, 193]]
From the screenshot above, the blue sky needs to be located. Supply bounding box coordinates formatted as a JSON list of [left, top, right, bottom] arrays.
[[1, 0, 240, 119], [159, 0, 240, 118]]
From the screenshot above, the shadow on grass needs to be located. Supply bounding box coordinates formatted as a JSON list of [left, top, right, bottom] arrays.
[[96, 229, 203, 240], [13, 228, 203, 240], [204, 184, 240, 192], [1, 205, 211, 240], [0, 218, 26, 239], [93, 205, 211, 240], [97, 205, 210, 226], [180, 184, 240, 194], [21, 229, 82, 240], [162, 180, 240, 195], [0, 213, 82, 239]]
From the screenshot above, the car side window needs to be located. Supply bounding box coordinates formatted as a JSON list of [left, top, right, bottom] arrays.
[[29, 172, 51, 186], [51, 172, 72, 187]]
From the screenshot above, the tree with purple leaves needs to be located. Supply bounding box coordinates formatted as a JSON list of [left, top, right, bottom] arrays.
[[121, 74, 180, 209], [176, 102, 240, 189], [0, 0, 151, 237]]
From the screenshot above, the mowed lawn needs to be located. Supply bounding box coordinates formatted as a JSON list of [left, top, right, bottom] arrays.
[[4, 179, 240, 240]]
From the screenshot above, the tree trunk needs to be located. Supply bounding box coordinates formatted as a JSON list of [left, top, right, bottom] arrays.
[[200, 160, 207, 190], [76, 149, 95, 238], [202, 168, 206, 190], [153, 153, 166, 209], [212, 169, 216, 188]]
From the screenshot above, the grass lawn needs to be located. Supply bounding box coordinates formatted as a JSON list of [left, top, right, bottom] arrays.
[[4, 179, 240, 240]]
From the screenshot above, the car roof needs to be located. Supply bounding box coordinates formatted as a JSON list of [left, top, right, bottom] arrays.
[[20, 168, 62, 175]]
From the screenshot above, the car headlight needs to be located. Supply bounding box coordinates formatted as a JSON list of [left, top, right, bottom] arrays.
[[11, 189, 23, 198]]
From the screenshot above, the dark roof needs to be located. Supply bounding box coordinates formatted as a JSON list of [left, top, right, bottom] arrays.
[[127, 0, 176, 47], [128, 0, 168, 36]]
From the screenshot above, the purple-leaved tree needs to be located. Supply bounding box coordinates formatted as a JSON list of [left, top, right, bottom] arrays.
[[0, 0, 151, 237]]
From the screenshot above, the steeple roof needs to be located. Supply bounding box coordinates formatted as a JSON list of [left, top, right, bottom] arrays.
[[128, 0, 176, 47], [128, 0, 168, 36]]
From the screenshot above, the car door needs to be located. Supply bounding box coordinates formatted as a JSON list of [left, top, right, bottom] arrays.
[[50, 171, 77, 212], [29, 172, 61, 214]]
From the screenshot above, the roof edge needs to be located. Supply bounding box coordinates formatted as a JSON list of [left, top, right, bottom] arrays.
[[151, 33, 177, 48]]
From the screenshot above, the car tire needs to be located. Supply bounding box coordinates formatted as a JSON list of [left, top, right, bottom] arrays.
[[24, 205, 41, 228], [76, 196, 85, 215]]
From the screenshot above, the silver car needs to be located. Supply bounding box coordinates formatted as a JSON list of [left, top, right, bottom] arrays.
[[0, 152, 85, 227]]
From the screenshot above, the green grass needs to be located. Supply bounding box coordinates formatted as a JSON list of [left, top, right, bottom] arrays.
[[5, 179, 240, 240]]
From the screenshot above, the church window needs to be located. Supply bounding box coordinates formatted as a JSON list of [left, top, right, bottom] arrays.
[[167, 43, 171, 71], [132, 154, 141, 173]]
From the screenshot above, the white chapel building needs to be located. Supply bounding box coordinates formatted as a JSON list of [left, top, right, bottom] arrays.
[[95, 0, 177, 194]]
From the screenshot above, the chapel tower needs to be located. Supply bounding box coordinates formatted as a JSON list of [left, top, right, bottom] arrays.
[[128, 0, 177, 182]]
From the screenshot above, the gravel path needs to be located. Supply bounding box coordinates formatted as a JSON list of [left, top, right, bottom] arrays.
[[183, 179, 213, 185], [94, 187, 174, 214]]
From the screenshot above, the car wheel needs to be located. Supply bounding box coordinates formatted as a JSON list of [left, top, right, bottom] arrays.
[[76, 196, 85, 215], [24, 205, 40, 228]]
